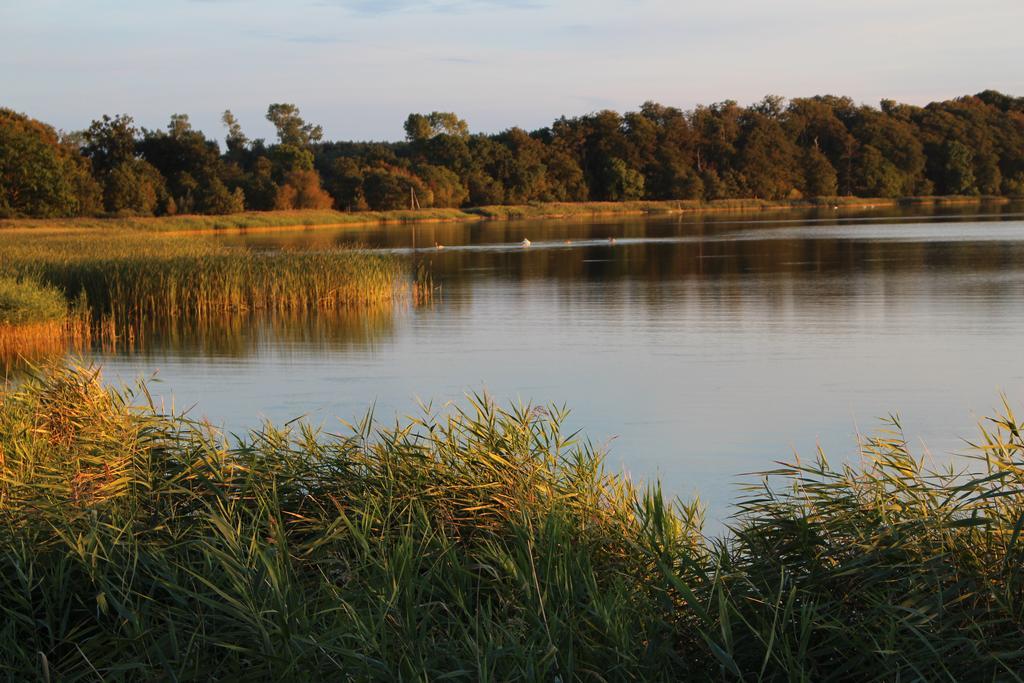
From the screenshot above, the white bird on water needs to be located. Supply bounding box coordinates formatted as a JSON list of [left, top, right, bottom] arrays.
[[521, 238, 532, 247], [435, 243, 445, 250]]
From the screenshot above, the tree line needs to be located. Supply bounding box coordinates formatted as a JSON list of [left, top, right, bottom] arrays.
[[2, 91, 1024, 218]]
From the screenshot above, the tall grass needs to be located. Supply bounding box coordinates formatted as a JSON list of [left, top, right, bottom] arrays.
[[0, 231, 419, 367], [0, 231, 406, 321], [1, 365, 1022, 680]]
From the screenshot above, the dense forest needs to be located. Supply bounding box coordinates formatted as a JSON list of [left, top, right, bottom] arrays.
[[2, 92, 1024, 218]]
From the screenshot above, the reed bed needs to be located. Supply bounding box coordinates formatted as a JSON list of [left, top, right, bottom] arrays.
[[0, 319, 67, 365], [1, 365, 1022, 680], [0, 231, 407, 322]]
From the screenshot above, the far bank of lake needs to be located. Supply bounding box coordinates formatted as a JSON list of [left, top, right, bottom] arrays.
[[0, 194, 1013, 235]]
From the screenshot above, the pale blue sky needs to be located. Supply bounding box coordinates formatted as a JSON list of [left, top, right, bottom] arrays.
[[1, 0, 1021, 143]]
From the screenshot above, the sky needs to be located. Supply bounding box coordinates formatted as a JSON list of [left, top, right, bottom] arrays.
[[1, 0, 1022, 143]]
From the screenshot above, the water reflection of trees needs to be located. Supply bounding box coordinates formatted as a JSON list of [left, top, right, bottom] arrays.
[[218, 203, 1024, 252], [210, 207, 1024, 330], [428, 229, 1024, 281], [421, 214, 1024, 320]]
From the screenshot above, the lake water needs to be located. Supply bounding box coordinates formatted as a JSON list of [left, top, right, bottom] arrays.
[[88, 205, 1024, 525]]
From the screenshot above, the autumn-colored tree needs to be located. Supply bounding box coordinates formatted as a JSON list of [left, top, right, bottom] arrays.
[[274, 169, 334, 210]]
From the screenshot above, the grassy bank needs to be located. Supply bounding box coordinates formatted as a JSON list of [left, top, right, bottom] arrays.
[[1, 366, 1022, 680], [0, 195, 1012, 235]]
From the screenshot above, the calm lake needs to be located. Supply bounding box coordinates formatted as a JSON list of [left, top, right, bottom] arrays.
[[89, 204, 1024, 524]]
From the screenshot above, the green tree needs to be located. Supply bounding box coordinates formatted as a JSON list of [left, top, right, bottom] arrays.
[[603, 158, 645, 201], [466, 169, 505, 206], [83, 114, 170, 214], [82, 114, 139, 175], [802, 147, 839, 197], [103, 159, 166, 215], [855, 145, 904, 198], [270, 144, 315, 178], [1002, 173, 1024, 197], [658, 161, 704, 199], [542, 149, 588, 201], [940, 140, 977, 194], [421, 133, 473, 175], [415, 164, 468, 207], [0, 108, 101, 217], [625, 102, 700, 200], [322, 158, 367, 211], [221, 110, 249, 159], [493, 128, 548, 203], [403, 112, 470, 142], [362, 166, 432, 210], [851, 108, 926, 195], [138, 114, 241, 214], [690, 101, 743, 184], [785, 96, 857, 194], [202, 176, 246, 214], [266, 104, 323, 147], [974, 148, 1002, 195], [242, 157, 279, 211], [736, 112, 801, 199]]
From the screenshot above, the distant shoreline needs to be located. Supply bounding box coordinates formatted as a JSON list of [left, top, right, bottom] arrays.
[[0, 195, 1015, 236]]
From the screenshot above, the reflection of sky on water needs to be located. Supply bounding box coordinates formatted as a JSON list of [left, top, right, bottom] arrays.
[[92, 205, 1024, 529]]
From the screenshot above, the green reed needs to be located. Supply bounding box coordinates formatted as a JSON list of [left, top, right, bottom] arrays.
[[0, 231, 406, 323], [1, 365, 1022, 680]]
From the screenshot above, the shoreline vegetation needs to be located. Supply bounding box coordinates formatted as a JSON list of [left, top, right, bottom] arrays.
[[0, 232, 421, 367], [0, 194, 1016, 236], [1, 365, 1022, 679], [0, 277, 90, 362]]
